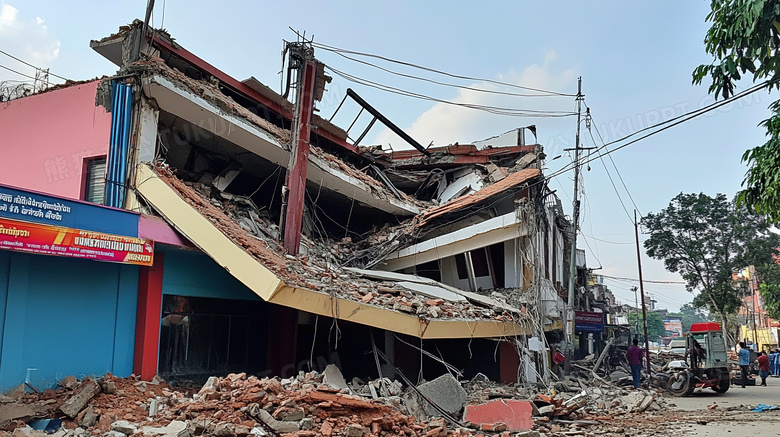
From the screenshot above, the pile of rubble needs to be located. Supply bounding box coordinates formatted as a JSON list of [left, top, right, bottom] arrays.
[[0, 364, 696, 437]]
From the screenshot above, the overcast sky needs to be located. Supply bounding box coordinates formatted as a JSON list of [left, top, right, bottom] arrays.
[[1, 1, 773, 312]]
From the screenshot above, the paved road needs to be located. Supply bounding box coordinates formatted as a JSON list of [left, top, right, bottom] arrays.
[[667, 376, 780, 436]]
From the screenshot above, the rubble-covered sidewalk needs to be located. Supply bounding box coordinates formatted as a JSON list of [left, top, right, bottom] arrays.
[[3, 368, 773, 437]]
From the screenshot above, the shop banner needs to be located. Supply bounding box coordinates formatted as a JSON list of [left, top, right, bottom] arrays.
[[0, 217, 153, 266], [575, 310, 605, 333]]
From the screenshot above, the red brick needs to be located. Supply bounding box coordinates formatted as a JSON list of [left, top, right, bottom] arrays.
[[465, 400, 534, 431]]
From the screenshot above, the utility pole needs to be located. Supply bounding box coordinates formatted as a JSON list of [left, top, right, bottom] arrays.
[[282, 42, 318, 255], [564, 77, 584, 374], [634, 210, 652, 376]]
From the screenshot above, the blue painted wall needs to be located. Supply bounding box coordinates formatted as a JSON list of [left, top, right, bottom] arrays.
[[0, 251, 138, 391], [161, 250, 261, 301]]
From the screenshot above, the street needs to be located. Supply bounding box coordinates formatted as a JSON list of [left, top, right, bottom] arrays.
[[669, 377, 780, 436]]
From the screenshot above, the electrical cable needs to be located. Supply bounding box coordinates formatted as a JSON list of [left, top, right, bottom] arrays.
[[327, 66, 577, 118], [312, 41, 576, 97], [600, 274, 686, 284], [539, 80, 773, 188], [0, 50, 70, 81], [0, 63, 37, 81], [325, 48, 571, 98], [589, 112, 642, 216], [587, 121, 634, 224]]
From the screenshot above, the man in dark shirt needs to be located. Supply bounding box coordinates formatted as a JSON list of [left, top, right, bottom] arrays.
[[626, 338, 644, 389]]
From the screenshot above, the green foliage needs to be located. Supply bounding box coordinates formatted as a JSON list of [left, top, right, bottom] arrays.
[[694, 0, 780, 222], [667, 303, 712, 331], [627, 311, 666, 342], [641, 192, 779, 326], [757, 262, 780, 319]]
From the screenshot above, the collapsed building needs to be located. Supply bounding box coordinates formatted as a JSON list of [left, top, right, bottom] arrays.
[[0, 20, 573, 391]]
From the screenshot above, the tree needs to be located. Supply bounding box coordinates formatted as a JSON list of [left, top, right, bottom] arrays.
[[627, 311, 666, 342], [758, 262, 780, 320], [693, 0, 780, 222], [679, 303, 712, 331], [641, 193, 779, 340]]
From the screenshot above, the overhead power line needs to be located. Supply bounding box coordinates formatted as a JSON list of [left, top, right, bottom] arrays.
[[0, 49, 69, 81], [0, 63, 38, 81], [313, 41, 576, 97], [542, 80, 773, 188], [325, 48, 569, 98], [601, 274, 686, 284], [327, 65, 577, 118]]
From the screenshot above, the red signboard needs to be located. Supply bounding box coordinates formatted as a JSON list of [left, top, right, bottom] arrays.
[[0, 217, 153, 266]]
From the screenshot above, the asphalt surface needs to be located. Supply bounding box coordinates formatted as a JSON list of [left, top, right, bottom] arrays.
[[667, 375, 780, 436]]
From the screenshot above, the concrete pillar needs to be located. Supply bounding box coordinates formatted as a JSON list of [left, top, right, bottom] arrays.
[[266, 306, 299, 378], [499, 340, 520, 383], [133, 252, 164, 380]]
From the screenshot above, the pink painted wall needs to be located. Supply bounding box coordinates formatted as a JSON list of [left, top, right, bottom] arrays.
[[0, 80, 112, 200]]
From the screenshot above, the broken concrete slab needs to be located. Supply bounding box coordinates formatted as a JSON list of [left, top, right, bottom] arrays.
[[141, 420, 188, 437], [59, 379, 100, 418], [322, 364, 349, 392], [247, 405, 300, 433], [405, 374, 468, 419], [464, 399, 534, 432], [0, 403, 37, 427]]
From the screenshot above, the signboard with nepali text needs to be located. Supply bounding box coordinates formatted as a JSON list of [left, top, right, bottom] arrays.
[[0, 217, 153, 266], [575, 310, 605, 333]]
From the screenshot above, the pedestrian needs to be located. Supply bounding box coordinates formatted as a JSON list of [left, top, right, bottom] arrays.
[[757, 351, 770, 386], [738, 342, 751, 388], [772, 349, 780, 376], [626, 338, 644, 389]]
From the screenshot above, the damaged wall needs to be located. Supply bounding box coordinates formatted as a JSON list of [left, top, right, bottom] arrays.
[[0, 80, 112, 201]]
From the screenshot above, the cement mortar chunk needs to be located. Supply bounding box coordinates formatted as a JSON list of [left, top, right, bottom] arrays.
[[59, 376, 79, 390], [342, 424, 364, 437], [104, 431, 127, 437], [213, 423, 236, 437], [299, 418, 314, 430], [110, 420, 138, 435], [198, 376, 220, 395]]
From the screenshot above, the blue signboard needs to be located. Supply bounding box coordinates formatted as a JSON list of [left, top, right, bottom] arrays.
[[0, 185, 139, 237], [575, 310, 605, 333]]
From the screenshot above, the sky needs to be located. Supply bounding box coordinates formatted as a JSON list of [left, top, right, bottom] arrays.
[[1, 1, 774, 312]]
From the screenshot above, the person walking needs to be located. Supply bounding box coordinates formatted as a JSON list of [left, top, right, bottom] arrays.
[[738, 342, 751, 388], [626, 338, 644, 389], [757, 351, 770, 386]]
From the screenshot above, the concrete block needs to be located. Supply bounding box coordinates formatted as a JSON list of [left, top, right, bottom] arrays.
[[104, 431, 127, 437], [464, 399, 534, 432], [59, 380, 101, 418], [415, 374, 468, 418], [247, 405, 299, 433]]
